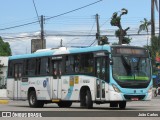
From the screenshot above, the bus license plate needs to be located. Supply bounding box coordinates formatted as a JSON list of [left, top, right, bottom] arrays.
[[131, 98, 139, 101]]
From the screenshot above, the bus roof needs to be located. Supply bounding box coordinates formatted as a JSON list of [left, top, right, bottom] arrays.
[[9, 45, 111, 60], [9, 45, 145, 60]]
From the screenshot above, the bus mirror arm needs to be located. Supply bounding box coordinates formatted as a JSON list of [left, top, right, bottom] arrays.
[[110, 58, 113, 65]]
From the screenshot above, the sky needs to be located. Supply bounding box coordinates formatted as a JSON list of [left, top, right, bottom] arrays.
[[0, 0, 159, 55]]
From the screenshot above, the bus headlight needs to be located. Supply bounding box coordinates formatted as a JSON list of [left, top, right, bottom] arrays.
[[112, 84, 121, 93], [148, 86, 152, 93]]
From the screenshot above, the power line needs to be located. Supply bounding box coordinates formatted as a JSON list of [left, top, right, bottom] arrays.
[[85, 21, 95, 41], [0, 21, 39, 31], [0, 0, 102, 31], [45, 0, 103, 21], [2, 33, 155, 41], [32, 0, 40, 26]]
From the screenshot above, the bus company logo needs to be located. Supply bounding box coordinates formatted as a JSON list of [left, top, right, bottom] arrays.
[[132, 58, 138, 63], [43, 80, 47, 88], [2, 112, 11, 117]]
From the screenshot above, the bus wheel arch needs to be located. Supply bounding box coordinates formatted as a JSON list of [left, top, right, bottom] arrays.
[[80, 86, 93, 109], [28, 87, 36, 99], [28, 87, 44, 108]]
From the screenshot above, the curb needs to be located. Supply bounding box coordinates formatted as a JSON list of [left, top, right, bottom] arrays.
[[0, 100, 9, 104]]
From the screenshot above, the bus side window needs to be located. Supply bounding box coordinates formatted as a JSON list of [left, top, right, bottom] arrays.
[[81, 53, 93, 73], [75, 55, 80, 73], [65, 56, 74, 73], [40, 57, 49, 75], [36, 58, 41, 75], [8, 61, 14, 77]]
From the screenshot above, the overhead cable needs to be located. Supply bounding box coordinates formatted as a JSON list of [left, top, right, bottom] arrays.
[[0, 0, 103, 31]]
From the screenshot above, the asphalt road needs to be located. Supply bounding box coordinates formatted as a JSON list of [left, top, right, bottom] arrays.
[[0, 95, 160, 120]]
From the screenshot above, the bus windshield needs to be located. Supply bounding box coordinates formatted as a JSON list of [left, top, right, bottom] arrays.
[[112, 56, 151, 82]]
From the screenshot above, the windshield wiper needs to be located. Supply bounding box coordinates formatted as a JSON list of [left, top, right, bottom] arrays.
[[121, 55, 131, 75]]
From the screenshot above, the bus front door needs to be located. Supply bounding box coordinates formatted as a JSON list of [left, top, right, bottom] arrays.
[[13, 64, 22, 100], [52, 60, 62, 100], [95, 56, 109, 101]]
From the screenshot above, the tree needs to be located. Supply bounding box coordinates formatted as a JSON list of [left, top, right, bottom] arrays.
[[0, 36, 12, 56], [0, 36, 11, 88], [99, 36, 109, 45], [146, 36, 160, 74], [110, 8, 131, 45], [138, 18, 151, 46]]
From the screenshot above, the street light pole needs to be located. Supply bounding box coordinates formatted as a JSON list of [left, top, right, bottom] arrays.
[[66, 38, 79, 47]]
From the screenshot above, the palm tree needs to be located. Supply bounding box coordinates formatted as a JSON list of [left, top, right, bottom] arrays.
[[138, 18, 151, 46]]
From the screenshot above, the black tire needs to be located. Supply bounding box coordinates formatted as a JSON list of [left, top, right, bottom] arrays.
[[85, 90, 93, 109], [28, 91, 44, 108], [57, 101, 72, 108], [110, 102, 118, 108], [80, 91, 86, 107], [119, 101, 126, 109], [38, 101, 45, 108]]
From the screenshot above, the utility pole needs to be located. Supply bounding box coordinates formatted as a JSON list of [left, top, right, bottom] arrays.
[[41, 15, 45, 49], [151, 0, 155, 38], [96, 14, 100, 45], [159, 0, 160, 37], [60, 39, 63, 47]]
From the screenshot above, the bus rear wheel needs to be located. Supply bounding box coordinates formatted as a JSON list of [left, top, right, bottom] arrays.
[[28, 91, 44, 108], [85, 90, 93, 109]]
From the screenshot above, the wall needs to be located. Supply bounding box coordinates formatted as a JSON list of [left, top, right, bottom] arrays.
[[0, 89, 7, 98]]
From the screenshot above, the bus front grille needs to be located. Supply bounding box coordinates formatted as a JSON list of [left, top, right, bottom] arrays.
[[124, 95, 145, 100]]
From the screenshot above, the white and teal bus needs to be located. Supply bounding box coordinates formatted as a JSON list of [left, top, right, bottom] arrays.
[[7, 45, 152, 109]]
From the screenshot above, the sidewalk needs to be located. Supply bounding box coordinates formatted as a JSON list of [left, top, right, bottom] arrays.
[[0, 89, 9, 104]]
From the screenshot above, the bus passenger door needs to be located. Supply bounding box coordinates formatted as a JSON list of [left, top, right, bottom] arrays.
[[13, 64, 22, 100], [52, 60, 62, 100], [95, 56, 109, 101]]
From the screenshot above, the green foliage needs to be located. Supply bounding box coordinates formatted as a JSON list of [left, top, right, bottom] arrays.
[[122, 37, 132, 44], [110, 8, 131, 44], [110, 13, 121, 27], [121, 8, 128, 15], [115, 28, 128, 37], [99, 36, 109, 45], [112, 42, 118, 45], [149, 36, 160, 60], [138, 18, 151, 34], [146, 36, 160, 73], [0, 36, 12, 56]]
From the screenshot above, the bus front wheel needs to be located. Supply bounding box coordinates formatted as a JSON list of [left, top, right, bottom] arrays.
[[119, 101, 126, 109], [28, 91, 44, 108]]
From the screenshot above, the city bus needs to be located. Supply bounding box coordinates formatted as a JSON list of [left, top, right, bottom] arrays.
[[7, 45, 152, 109]]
